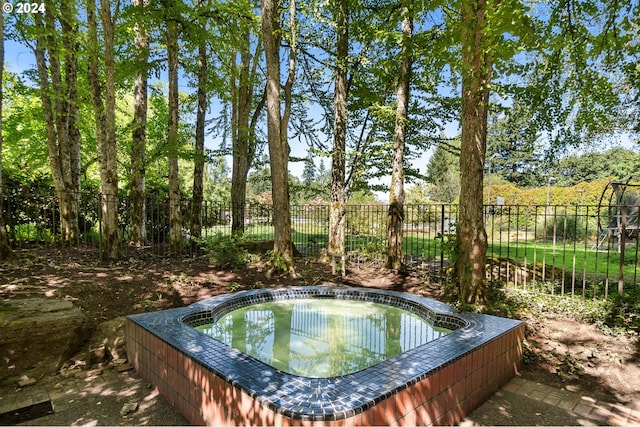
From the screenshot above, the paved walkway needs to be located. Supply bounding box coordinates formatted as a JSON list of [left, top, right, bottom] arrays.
[[2, 369, 639, 426], [462, 377, 640, 426], [1, 368, 188, 426]]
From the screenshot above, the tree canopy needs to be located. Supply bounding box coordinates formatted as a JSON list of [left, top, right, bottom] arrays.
[[1, 0, 638, 296]]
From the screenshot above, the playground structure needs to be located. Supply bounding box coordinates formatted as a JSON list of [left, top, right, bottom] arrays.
[[596, 177, 640, 251]]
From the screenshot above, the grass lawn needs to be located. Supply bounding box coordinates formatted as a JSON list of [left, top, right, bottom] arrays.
[[201, 225, 638, 291]]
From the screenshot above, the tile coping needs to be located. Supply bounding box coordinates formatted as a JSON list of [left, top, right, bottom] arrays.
[[127, 286, 523, 421]]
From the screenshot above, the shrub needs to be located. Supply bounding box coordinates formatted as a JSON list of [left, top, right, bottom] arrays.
[[609, 245, 639, 266], [501, 287, 640, 335], [199, 233, 249, 270], [536, 213, 591, 242]]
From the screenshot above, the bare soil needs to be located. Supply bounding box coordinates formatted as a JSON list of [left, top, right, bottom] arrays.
[[1, 245, 638, 424]]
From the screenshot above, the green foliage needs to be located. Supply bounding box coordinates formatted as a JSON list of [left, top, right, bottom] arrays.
[[264, 250, 289, 272], [425, 140, 461, 203], [359, 238, 386, 258], [142, 293, 164, 311], [487, 102, 543, 188], [346, 203, 385, 237], [555, 148, 640, 186], [609, 246, 639, 266], [488, 180, 609, 206], [462, 283, 640, 336], [601, 294, 640, 335], [2, 177, 102, 242], [228, 282, 242, 292], [518, 0, 637, 152], [1, 72, 49, 181], [198, 234, 250, 270], [10, 223, 56, 243], [435, 229, 459, 298], [514, 288, 640, 335], [536, 214, 589, 242], [405, 183, 431, 205]]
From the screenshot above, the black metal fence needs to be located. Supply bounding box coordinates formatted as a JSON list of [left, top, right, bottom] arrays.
[[2, 189, 638, 299]]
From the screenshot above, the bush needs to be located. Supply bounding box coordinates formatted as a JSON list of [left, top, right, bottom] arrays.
[[501, 287, 640, 335], [199, 234, 249, 270], [609, 245, 639, 266], [536, 213, 591, 242], [346, 205, 385, 237]]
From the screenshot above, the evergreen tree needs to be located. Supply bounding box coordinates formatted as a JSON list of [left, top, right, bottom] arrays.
[[302, 155, 316, 187], [487, 103, 542, 188], [426, 140, 460, 203]]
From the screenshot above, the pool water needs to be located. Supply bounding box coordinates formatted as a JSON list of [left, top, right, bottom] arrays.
[[195, 298, 451, 378]]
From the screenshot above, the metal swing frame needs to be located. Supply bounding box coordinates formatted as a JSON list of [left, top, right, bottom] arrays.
[[596, 176, 640, 251]]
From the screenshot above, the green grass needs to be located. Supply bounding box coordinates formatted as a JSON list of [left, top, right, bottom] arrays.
[[201, 224, 638, 289], [486, 241, 639, 279], [403, 232, 638, 283]]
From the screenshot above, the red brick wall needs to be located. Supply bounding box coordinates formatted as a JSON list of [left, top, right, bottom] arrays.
[[126, 319, 524, 426]]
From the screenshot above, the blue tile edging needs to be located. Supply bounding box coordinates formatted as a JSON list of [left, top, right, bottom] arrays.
[[127, 286, 523, 422]]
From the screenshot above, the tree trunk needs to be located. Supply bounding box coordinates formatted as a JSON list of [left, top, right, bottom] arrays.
[[130, 0, 149, 247], [166, 0, 182, 256], [99, 0, 120, 260], [88, 0, 119, 260], [328, 0, 348, 257], [0, 13, 12, 260], [191, 0, 207, 250], [59, 0, 82, 233], [231, 30, 254, 236], [386, 2, 413, 271], [457, 0, 493, 303], [261, 0, 295, 275], [33, 10, 81, 244], [280, 0, 296, 143]]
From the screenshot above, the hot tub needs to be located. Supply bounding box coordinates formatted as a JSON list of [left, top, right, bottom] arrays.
[[126, 286, 524, 425]]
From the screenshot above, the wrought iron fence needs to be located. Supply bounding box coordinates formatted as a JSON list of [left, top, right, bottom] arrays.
[[2, 189, 638, 299]]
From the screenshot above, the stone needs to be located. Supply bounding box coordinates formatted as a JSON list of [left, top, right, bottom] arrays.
[[93, 316, 127, 361], [84, 368, 103, 378], [17, 376, 37, 387], [120, 402, 138, 417], [0, 298, 94, 385], [115, 362, 133, 373], [69, 316, 127, 367]]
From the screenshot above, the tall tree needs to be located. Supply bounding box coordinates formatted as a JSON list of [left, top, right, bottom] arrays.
[[302, 154, 316, 187], [0, 12, 12, 260], [426, 140, 461, 203], [165, 0, 182, 256], [231, 26, 264, 235], [328, 0, 348, 258], [129, 0, 150, 246], [87, 0, 120, 260], [456, 0, 495, 303], [32, 5, 82, 243], [190, 0, 208, 248], [261, 0, 296, 275], [487, 103, 542, 188], [386, 0, 414, 271], [101, 0, 120, 259]]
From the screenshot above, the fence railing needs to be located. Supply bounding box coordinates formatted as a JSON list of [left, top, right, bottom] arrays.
[[2, 190, 638, 299]]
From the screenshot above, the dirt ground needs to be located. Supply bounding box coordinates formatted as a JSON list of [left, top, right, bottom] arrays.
[[1, 245, 639, 425]]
